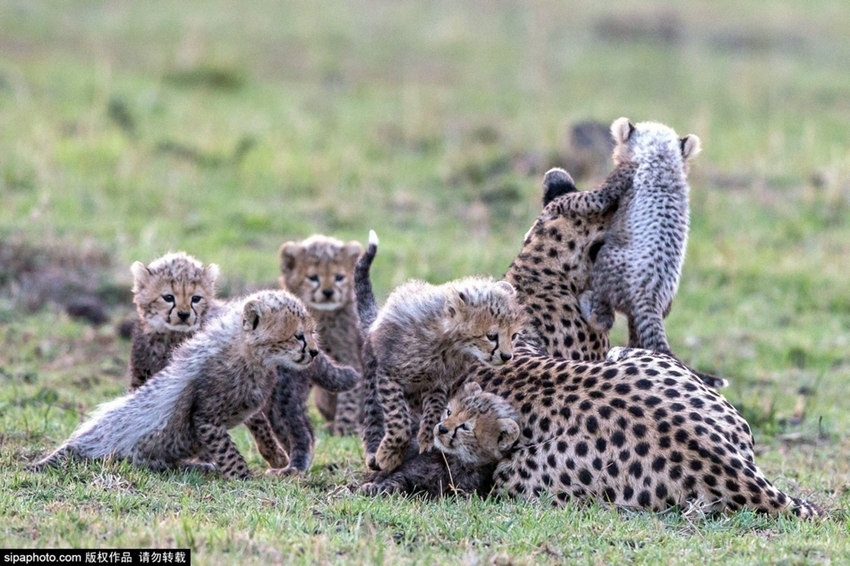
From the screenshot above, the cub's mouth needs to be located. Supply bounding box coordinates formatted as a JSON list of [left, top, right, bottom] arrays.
[[307, 300, 342, 311]]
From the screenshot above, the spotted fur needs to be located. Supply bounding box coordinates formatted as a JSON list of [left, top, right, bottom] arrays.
[[28, 290, 350, 479], [355, 232, 525, 472], [127, 252, 220, 390], [577, 118, 727, 389], [467, 347, 822, 518], [279, 234, 364, 435], [505, 167, 632, 361]]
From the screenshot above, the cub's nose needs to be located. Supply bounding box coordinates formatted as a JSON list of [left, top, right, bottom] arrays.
[[177, 311, 190, 322], [437, 424, 449, 435], [308, 349, 319, 359], [322, 289, 334, 299], [500, 352, 513, 362]]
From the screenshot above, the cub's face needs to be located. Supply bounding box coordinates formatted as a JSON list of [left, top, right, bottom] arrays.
[[131, 253, 219, 333], [445, 280, 523, 367], [434, 382, 520, 465], [241, 291, 320, 370], [278, 236, 363, 312]]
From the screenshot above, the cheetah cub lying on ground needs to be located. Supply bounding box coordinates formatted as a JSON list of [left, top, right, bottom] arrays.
[[279, 234, 364, 436], [578, 117, 727, 389], [127, 252, 220, 390], [360, 381, 518, 498], [355, 230, 525, 472], [28, 290, 352, 479]]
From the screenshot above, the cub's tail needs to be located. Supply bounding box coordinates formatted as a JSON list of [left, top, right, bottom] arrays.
[[355, 229, 379, 335]]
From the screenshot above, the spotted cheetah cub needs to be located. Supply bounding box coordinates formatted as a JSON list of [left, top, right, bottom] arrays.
[[279, 235, 364, 435], [356, 230, 524, 472], [360, 381, 518, 498], [578, 118, 727, 389], [127, 252, 220, 390], [28, 290, 352, 479]]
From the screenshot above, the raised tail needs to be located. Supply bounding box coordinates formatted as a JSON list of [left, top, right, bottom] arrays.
[[355, 229, 379, 335]]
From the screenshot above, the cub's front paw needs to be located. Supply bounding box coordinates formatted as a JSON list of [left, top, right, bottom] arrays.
[[265, 466, 304, 477]]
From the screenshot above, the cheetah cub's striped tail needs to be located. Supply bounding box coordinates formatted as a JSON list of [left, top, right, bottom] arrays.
[[355, 229, 379, 335]]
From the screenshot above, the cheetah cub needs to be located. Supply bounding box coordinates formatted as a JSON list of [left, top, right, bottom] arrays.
[[360, 381, 518, 498], [28, 290, 350, 479], [279, 235, 364, 435], [578, 117, 728, 389], [128, 252, 220, 390], [356, 230, 524, 472]]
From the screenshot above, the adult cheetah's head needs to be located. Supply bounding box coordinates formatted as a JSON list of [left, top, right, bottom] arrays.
[[278, 234, 363, 312], [442, 277, 524, 367], [239, 290, 319, 370], [610, 117, 701, 175], [131, 252, 219, 333], [434, 381, 520, 465]]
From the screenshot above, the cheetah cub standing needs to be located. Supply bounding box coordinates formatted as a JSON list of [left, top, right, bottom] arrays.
[[28, 290, 352, 479], [360, 381, 518, 498], [128, 252, 220, 390], [578, 117, 728, 388], [279, 235, 364, 435], [356, 230, 524, 472]]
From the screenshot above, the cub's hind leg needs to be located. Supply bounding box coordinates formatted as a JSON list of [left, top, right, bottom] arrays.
[[267, 377, 315, 475], [373, 368, 412, 472], [244, 411, 289, 469], [332, 385, 362, 436], [194, 418, 251, 480]]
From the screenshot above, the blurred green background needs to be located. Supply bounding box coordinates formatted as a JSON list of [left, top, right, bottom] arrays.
[[1, 1, 849, 563]]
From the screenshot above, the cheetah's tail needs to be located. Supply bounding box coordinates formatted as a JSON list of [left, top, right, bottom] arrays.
[[542, 168, 577, 207], [354, 229, 379, 335], [25, 445, 75, 472]]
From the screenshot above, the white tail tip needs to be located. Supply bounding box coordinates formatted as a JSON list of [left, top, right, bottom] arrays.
[[368, 229, 379, 246]]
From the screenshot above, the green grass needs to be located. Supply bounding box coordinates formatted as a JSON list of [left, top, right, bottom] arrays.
[[1, 1, 850, 563]]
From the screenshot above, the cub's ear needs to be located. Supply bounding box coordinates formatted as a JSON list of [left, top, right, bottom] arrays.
[[203, 263, 220, 285], [445, 287, 468, 316], [460, 381, 483, 398], [130, 261, 152, 291], [242, 299, 267, 331], [496, 418, 521, 452], [611, 117, 635, 144], [542, 167, 577, 207], [344, 241, 364, 263], [494, 280, 516, 297], [680, 134, 702, 160], [279, 242, 304, 273]]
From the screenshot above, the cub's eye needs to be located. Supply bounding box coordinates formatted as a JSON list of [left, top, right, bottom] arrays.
[[486, 333, 498, 342], [457, 422, 469, 431], [445, 408, 452, 417], [162, 294, 175, 303], [294, 332, 305, 341], [307, 275, 320, 283], [334, 274, 345, 282], [191, 295, 202, 304], [511, 332, 519, 341]]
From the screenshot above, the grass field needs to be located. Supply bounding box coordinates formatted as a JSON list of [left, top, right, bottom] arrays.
[[1, 1, 849, 564]]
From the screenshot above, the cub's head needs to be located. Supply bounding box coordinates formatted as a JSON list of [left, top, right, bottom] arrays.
[[278, 235, 363, 312], [239, 290, 319, 370], [442, 277, 524, 367], [434, 381, 520, 465], [610, 117, 701, 175], [131, 252, 219, 333]]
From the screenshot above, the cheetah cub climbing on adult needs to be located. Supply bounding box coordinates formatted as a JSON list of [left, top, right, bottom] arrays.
[[28, 290, 354, 479], [127, 252, 220, 390], [279, 235, 364, 436], [578, 117, 727, 388], [356, 230, 525, 472]]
